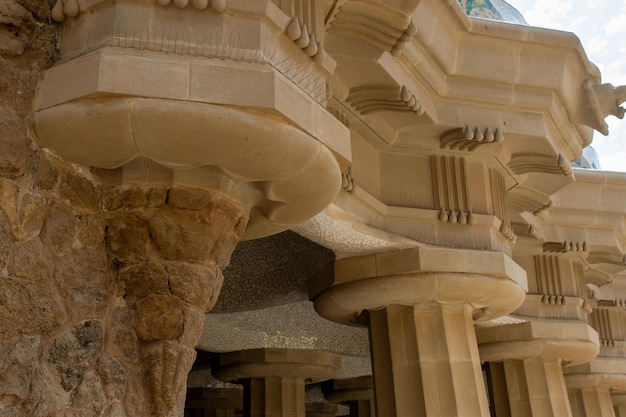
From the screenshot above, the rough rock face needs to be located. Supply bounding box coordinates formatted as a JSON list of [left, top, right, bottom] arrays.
[[0, 2, 248, 416]]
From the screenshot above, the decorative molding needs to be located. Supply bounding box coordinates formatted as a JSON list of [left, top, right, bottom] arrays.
[[440, 126, 504, 151], [543, 241, 589, 254], [508, 153, 572, 176], [51, 0, 227, 22], [51, 0, 80, 22], [511, 221, 541, 240], [341, 166, 354, 192], [507, 186, 553, 215], [328, 2, 416, 55], [286, 17, 325, 59], [327, 105, 349, 127], [587, 252, 626, 267], [347, 85, 424, 116], [430, 156, 474, 226], [579, 82, 626, 136], [490, 169, 514, 242]]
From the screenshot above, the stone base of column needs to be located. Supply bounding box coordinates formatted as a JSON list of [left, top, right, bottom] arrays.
[[322, 376, 375, 417], [185, 388, 243, 417], [306, 402, 338, 417], [478, 320, 599, 417], [212, 348, 340, 417]]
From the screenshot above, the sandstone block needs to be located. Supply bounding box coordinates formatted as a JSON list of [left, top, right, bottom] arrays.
[[118, 261, 169, 301], [59, 169, 101, 212], [16, 193, 46, 240], [48, 320, 102, 392], [0, 112, 28, 178], [0, 278, 66, 341], [166, 261, 222, 312], [96, 355, 127, 401], [70, 368, 105, 417], [105, 213, 150, 260], [54, 249, 109, 320], [40, 200, 79, 258], [0, 335, 40, 407], [30, 150, 61, 191], [134, 295, 184, 342], [7, 237, 54, 282]]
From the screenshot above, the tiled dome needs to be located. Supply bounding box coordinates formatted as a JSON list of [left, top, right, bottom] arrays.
[[457, 0, 528, 25]]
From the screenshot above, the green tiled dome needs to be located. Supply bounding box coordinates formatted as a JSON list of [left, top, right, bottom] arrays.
[[457, 0, 527, 24]]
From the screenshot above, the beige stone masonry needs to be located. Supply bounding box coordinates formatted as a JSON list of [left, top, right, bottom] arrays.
[[212, 348, 340, 417], [185, 387, 243, 417], [305, 402, 338, 417], [322, 376, 375, 417], [33, 0, 350, 241], [568, 385, 617, 417], [310, 247, 526, 417], [613, 395, 626, 417]]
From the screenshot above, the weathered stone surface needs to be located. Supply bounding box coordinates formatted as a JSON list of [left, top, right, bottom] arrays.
[[149, 203, 245, 266], [0, 113, 27, 178], [16, 193, 46, 240], [7, 237, 53, 282], [70, 368, 105, 417], [103, 403, 127, 417], [77, 214, 106, 249], [96, 355, 127, 401], [167, 262, 222, 312], [0, 180, 19, 232], [30, 150, 61, 191], [59, 170, 101, 212], [54, 249, 109, 320], [110, 307, 139, 365], [121, 187, 167, 209], [106, 213, 150, 260], [143, 340, 196, 417], [118, 261, 169, 301], [0, 278, 66, 340], [0, 335, 39, 407], [166, 188, 213, 210], [29, 364, 70, 417], [48, 321, 102, 392], [40, 201, 79, 258], [134, 295, 184, 342], [149, 208, 215, 263], [0, 213, 11, 271], [178, 306, 205, 349]]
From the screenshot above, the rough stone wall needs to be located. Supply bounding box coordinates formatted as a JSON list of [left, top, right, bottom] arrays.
[[0, 3, 248, 416], [0, 2, 126, 416]]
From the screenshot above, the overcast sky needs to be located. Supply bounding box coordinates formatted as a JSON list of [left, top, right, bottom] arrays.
[[505, 0, 626, 172]]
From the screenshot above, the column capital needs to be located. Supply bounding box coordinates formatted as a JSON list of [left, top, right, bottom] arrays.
[[565, 358, 626, 391], [212, 348, 340, 384], [321, 376, 374, 403], [310, 247, 527, 324], [478, 320, 599, 366]]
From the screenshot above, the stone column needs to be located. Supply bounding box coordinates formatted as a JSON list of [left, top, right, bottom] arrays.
[[212, 348, 340, 417], [104, 183, 249, 417], [478, 321, 598, 417], [612, 395, 626, 417], [322, 376, 376, 417], [310, 247, 527, 417], [185, 387, 243, 417], [476, 255, 598, 417], [564, 305, 626, 417]]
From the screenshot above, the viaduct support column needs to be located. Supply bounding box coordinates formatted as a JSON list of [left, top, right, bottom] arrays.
[[478, 321, 599, 417], [310, 247, 527, 417], [212, 348, 340, 417], [323, 376, 376, 417], [476, 247, 601, 417]]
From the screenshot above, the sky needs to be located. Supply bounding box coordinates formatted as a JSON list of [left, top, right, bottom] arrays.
[[505, 0, 626, 172]]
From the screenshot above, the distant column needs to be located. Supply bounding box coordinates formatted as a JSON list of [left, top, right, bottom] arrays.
[[212, 348, 340, 417], [322, 376, 375, 417], [185, 387, 243, 417]]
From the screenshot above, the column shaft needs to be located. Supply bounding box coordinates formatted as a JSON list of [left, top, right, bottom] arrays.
[[245, 376, 305, 417], [569, 387, 616, 417], [503, 358, 572, 417], [349, 400, 376, 417], [368, 303, 490, 417]]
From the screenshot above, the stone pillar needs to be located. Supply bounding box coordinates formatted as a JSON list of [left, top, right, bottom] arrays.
[[104, 184, 249, 417], [612, 395, 626, 417], [322, 376, 376, 417], [478, 321, 598, 417], [475, 248, 600, 417], [185, 387, 243, 417], [212, 348, 340, 417], [564, 305, 626, 417], [310, 247, 527, 417], [568, 383, 617, 417]]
